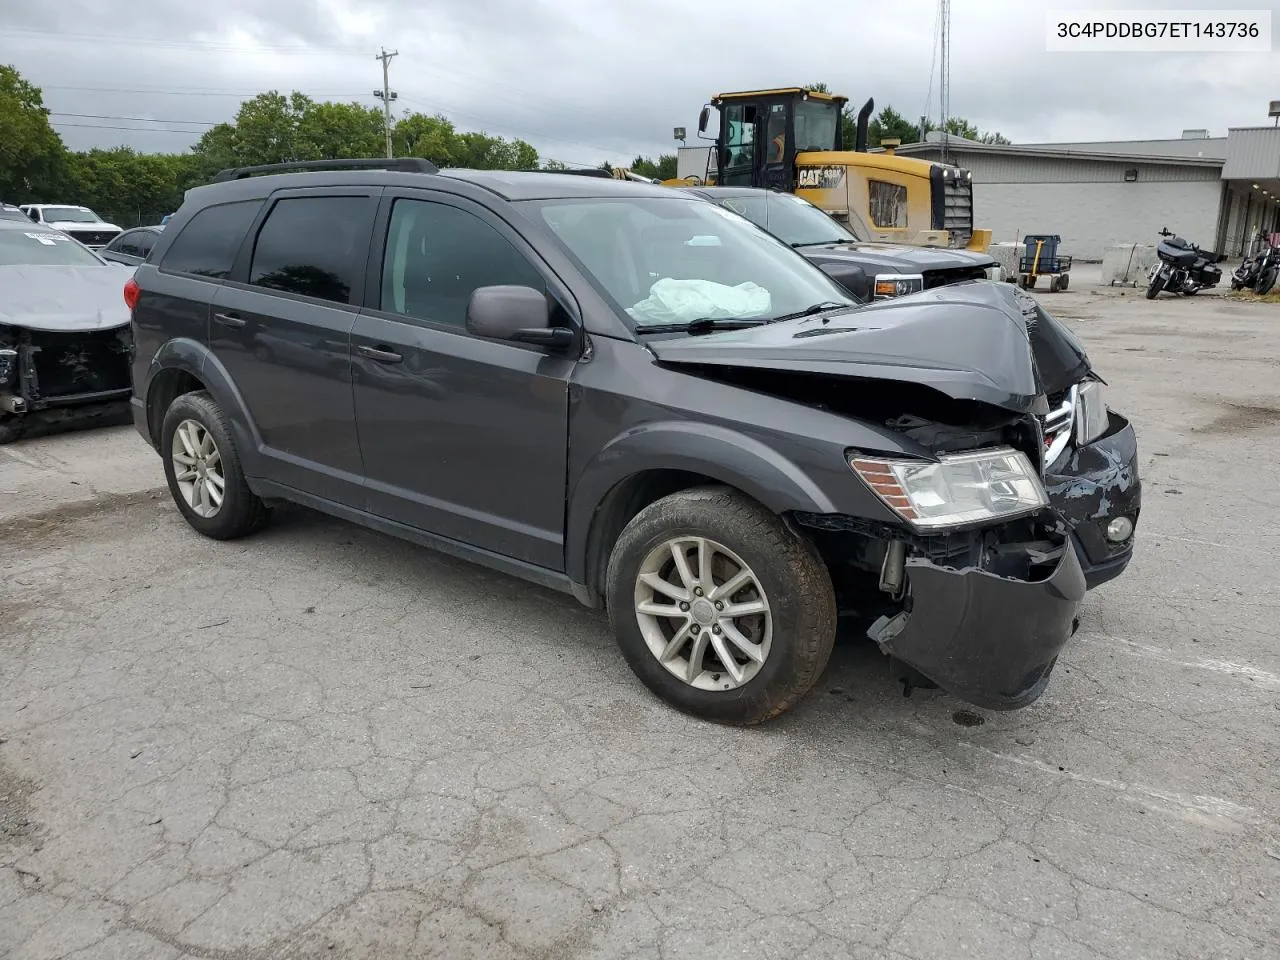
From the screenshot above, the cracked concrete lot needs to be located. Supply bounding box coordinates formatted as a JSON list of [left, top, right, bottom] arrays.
[[2, 276, 1279, 959]]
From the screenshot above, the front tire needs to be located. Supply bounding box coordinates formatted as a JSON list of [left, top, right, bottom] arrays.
[[1257, 265, 1277, 296], [160, 391, 271, 540], [605, 486, 837, 725], [1146, 269, 1165, 299]]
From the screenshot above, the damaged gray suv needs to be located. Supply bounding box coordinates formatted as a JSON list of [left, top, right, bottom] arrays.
[[127, 158, 1131, 725]]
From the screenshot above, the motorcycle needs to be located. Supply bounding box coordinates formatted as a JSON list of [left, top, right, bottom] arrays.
[[1230, 231, 1278, 295], [1146, 227, 1225, 299]]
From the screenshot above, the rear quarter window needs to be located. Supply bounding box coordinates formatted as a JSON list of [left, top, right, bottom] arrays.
[[159, 200, 263, 279]]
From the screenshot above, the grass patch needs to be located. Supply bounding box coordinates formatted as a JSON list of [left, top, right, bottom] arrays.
[[1226, 288, 1280, 304]]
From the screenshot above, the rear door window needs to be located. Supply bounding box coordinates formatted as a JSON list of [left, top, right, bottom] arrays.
[[133, 229, 158, 260], [160, 200, 262, 279], [248, 196, 374, 305]]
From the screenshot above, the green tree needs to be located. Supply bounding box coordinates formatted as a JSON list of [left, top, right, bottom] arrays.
[[806, 83, 1009, 149], [630, 154, 677, 179], [295, 100, 385, 159], [541, 158, 569, 170], [0, 64, 65, 197], [868, 106, 924, 147]]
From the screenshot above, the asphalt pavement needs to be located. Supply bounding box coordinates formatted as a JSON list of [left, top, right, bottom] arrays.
[[2, 274, 1278, 960]]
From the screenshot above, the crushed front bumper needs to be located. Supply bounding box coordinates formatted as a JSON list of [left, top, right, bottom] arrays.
[[868, 540, 1087, 710], [1045, 411, 1141, 589]]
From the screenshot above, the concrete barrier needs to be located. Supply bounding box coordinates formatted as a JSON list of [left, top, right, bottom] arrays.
[[988, 242, 1021, 280], [1101, 244, 1157, 286]]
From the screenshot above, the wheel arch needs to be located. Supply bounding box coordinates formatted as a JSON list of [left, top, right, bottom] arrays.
[[142, 339, 262, 474], [566, 422, 839, 606]]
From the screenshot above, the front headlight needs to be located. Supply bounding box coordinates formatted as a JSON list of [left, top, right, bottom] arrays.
[[850, 446, 1048, 530], [1074, 379, 1109, 446], [873, 273, 924, 299]]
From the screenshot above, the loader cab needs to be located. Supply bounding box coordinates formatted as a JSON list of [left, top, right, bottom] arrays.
[[699, 88, 846, 192]]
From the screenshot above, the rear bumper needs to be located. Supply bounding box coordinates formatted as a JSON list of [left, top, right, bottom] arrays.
[[868, 540, 1087, 710], [1045, 412, 1141, 590]]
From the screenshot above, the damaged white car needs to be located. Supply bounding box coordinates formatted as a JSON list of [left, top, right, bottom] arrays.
[[0, 219, 134, 444]]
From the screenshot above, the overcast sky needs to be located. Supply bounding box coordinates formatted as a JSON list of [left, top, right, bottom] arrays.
[[1, 0, 1277, 167]]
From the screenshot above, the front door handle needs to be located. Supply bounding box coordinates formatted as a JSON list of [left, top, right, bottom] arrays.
[[213, 312, 246, 328], [357, 344, 403, 363]]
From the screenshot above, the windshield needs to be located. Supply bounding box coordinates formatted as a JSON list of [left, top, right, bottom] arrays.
[[717, 192, 863, 247], [0, 229, 105, 266], [793, 99, 842, 152], [530, 196, 856, 328], [38, 206, 101, 223]]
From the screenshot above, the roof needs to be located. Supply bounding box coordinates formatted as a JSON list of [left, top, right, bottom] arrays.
[[438, 169, 679, 200], [713, 88, 844, 104], [890, 139, 1224, 167], [184, 167, 686, 206], [0, 217, 52, 231]]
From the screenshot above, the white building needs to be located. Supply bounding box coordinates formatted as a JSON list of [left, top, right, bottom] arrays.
[[894, 126, 1280, 260], [678, 126, 1280, 260]]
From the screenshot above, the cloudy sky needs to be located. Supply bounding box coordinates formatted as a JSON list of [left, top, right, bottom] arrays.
[[2, 0, 1277, 167]]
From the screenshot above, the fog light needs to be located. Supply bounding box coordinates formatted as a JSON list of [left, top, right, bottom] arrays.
[[1105, 516, 1133, 543]]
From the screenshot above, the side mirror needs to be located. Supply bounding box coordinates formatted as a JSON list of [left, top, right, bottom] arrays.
[[465, 285, 573, 348], [698, 106, 710, 135], [819, 261, 871, 302]]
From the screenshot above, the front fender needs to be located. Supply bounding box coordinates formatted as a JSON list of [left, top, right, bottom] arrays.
[[141, 338, 264, 476], [564, 420, 841, 585]]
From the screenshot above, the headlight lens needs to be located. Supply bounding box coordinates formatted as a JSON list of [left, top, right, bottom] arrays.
[[850, 446, 1048, 530], [1074, 379, 1109, 446], [873, 273, 924, 299]]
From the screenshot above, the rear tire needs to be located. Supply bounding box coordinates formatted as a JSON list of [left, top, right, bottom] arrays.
[[0, 418, 24, 445], [1146, 269, 1165, 300], [160, 390, 271, 540], [605, 486, 837, 725], [1058, 273, 1070, 291], [1257, 265, 1277, 296]]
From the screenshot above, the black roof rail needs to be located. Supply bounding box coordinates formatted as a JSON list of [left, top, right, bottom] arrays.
[[209, 157, 439, 183]]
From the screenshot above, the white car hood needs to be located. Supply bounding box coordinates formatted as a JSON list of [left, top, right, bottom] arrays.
[[46, 220, 123, 233], [0, 264, 133, 332]]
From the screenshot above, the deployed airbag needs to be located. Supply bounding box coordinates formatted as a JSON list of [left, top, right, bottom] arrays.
[[626, 278, 771, 326]]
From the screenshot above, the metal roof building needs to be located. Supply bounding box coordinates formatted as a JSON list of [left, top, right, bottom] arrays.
[[891, 126, 1280, 260]]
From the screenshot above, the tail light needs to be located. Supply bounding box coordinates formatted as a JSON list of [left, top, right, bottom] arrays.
[[123, 276, 140, 311]]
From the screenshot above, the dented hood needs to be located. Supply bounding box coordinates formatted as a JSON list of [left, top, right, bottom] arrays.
[[0, 264, 133, 332], [648, 280, 1044, 414]]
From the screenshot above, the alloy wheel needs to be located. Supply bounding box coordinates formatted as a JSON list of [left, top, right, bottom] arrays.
[[633, 535, 773, 691], [171, 418, 225, 518]]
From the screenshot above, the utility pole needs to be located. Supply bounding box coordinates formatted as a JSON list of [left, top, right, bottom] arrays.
[[373, 47, 399, 158], [939, 0, 951, 164]]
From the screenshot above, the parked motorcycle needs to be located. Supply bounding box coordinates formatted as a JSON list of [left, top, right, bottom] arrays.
[[1230, 231, 1278, 295], [1146, 227, 1224, 299]]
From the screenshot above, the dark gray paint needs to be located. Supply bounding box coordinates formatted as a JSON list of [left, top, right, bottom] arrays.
[[129, 166, 1130, 712]]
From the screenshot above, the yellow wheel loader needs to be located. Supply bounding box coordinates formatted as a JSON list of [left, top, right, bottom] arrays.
[[692, 87, 992, 253]]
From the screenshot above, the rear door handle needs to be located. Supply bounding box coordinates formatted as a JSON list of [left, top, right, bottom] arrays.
[[213, 312, 246, 328], [357, 344, 403, 363]]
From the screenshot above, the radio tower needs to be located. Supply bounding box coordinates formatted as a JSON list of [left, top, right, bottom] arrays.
[[939, 0, 951, 163]]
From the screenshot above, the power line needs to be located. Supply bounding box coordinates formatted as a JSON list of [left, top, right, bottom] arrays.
[[396, 95, 635, 162], [51, 112, 219, 126], [51, 122, 210, 134], [39, 84, 367, 98], [6, 29, 364, 55]]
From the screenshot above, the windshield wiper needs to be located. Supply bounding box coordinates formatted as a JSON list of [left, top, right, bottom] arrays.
[[768, 301, 852, 323], [791, 239, 851, 248], [633, 317, 769, 335]]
